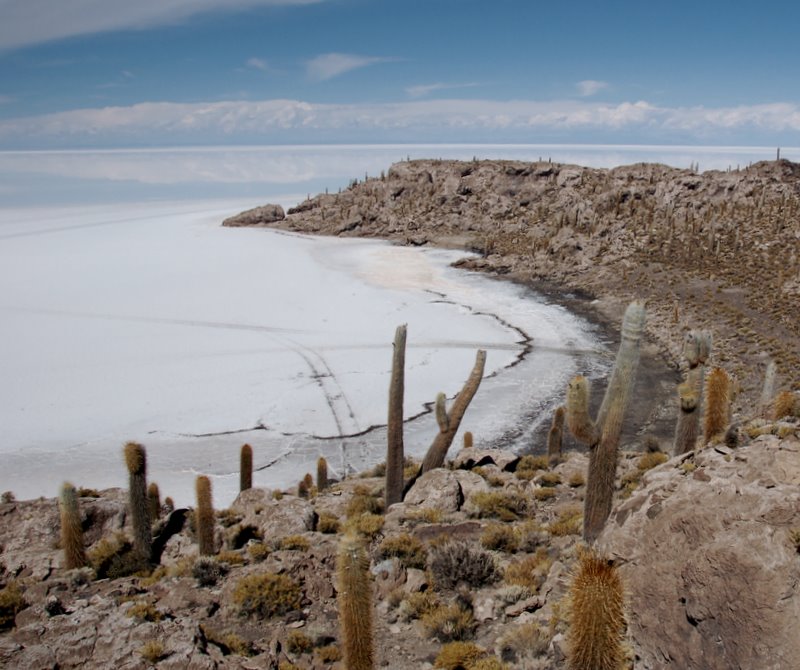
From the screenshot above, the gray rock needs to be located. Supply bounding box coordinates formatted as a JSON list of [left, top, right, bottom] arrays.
[[222, 204, 285, 227], [453, 447, 520, 472], [404, 470, 463, 512]]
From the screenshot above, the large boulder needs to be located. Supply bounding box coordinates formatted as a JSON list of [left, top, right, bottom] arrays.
[[599, 436, 800, 669]]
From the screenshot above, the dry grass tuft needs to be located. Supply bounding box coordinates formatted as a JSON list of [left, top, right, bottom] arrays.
[[422, 603, 475, 642], [233, 573, 302, 618], [378, 533, 427, 568], [428, 541, 499, 589]]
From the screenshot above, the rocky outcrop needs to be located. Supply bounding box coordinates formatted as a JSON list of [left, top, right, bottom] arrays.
[[599, 436, 800, 670], [222, 204, 284, 227]]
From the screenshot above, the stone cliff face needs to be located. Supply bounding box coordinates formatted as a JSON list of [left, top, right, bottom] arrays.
[[225, 158, 800, 406]]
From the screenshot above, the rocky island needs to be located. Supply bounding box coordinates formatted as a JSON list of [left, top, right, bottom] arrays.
[[2, 158, 799, 669]]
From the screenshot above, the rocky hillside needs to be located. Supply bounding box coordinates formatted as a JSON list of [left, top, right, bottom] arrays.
[[225, 158, 800, 407]]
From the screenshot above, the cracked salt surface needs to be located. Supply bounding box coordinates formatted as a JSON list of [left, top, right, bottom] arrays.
[[0, 201, 607, 506]]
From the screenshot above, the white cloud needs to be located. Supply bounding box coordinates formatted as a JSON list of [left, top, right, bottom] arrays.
[[0, 0, 324, 51], [1, 98, 799, 146], [246, 57, 271, 72], [306, 53, 391, 81], [576, 80, 609, 97], [405, 82, 479, 98]]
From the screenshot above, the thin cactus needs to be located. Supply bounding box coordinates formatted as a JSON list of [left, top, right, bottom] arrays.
[[147, 482, 161, 523], [336, 533, 374, 670], [195, 475, 215, 556], [565, 302, 646, 542], [317, 457, 329, 491], [463, 431, 474, 449], [240, 444, 253, 492], [547, 406, 565, 466], [672, 330, 712, 456], [386, 324, 407, 507], [124, 442, 151, 562], [704, 367, 731, 443], [59, 482, 87, 569], [421, 349, 487, 473]]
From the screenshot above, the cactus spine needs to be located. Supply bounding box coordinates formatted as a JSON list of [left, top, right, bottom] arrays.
[[421, 349, 487, 473], [547, 406, 565, 466], [336, 533, 374, 670], [673, 330, 712, 456], [147, 482, 161, 523], [240, 443, 253, 492], [195, 475, 215, 556], [124, 442, 151, 562], [386, 324, 407, 506], [567, 550, 626, 670], [565, 301, 646, 542], [59, 482, 87, 569], [317, 456, 329, 491], [703, 367, 731, 443]]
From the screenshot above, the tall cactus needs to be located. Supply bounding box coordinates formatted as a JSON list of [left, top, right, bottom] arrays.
[[147, 482, 161, 523], [672, 330, 712, 456], [547, 406, 565, 467], [195, 475, 215, 556], [565, 301, 646, 542], [463, 431, 474, 449], [386, 324, 407, 506], [124, 442, 151, 562], [240, 443, 253, 492], [336, 533, 374, 670], [421, 349, 487, 473], [317, 456, 329, 491], [59, 482, 87, 569], [567, 550, 626, 670], [704, 367, 731, 443]]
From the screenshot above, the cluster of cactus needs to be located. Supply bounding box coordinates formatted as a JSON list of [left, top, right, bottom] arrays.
[[565, 301, 646, 542]]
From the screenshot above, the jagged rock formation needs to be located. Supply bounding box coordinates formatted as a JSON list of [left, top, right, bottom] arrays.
[[225, 158, 800, 405]]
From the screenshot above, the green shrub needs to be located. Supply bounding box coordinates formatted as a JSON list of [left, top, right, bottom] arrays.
[[233, 573, 302, 618]]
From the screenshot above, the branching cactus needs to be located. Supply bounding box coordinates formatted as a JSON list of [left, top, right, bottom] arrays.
[[421, 349, 487, 473], [386, 324, 407, 506], [672, 330, 713, 456], [195, 475, 215, 556], [240, 444, 253, 492], [336, 533, 374, 670], [124, 442, 151, 562], [704, 367, 731, 443], [547, 406, 565, 466], [59, 482, 87, 569], [317, 456, 329, 491], [567, 550, 626, 670], [565, 301, 646, 542]]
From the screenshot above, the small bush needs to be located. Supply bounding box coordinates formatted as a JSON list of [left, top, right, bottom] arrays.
[[471, 658, 507, 670], [217, 508, 242, 528], [317, 512, 341, 534], [498, 622, 550, 663], [139, 640, 165, 664], [434, 641, 485, 669], [398, 591, 441, 621], [548, 506, 583, 537], [515, 455, 548, 480], [279, 535, 310, 551], [216, 549, 245, 565], [77, 487, 101, 498], [515, 520, 545, 552], [407, 508, 444, 524], [344, 512, 384, 538], [202, 626, 255, 656], [377, 533, 427, 568], [480, 524, 519, 552], [193, 556, 229, 586], [126, 600, 162, 622], [422, 603, 475, 642], [470, 491, 526, 521], [247, 542, 271, 562], [87, 533, 145, 579], [315, 645, 341, 663], [568, 472, 585, 487], [637, 452, 668, 471], [428, 541, 498, 589], [0, 581, 27, 630], [537, 472, 562, 487], [533, 488, 556, 501], [504, 550, 552, 591], [346, 486, 384, 517], [286, 630, 313, 654], [233, 573, 302, 618]]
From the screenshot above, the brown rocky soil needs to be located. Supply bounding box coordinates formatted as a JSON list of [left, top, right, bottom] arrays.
[[225, 157, 800, 410]]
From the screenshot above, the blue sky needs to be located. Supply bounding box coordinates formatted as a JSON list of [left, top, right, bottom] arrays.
[[0, 0, 799, 148]]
